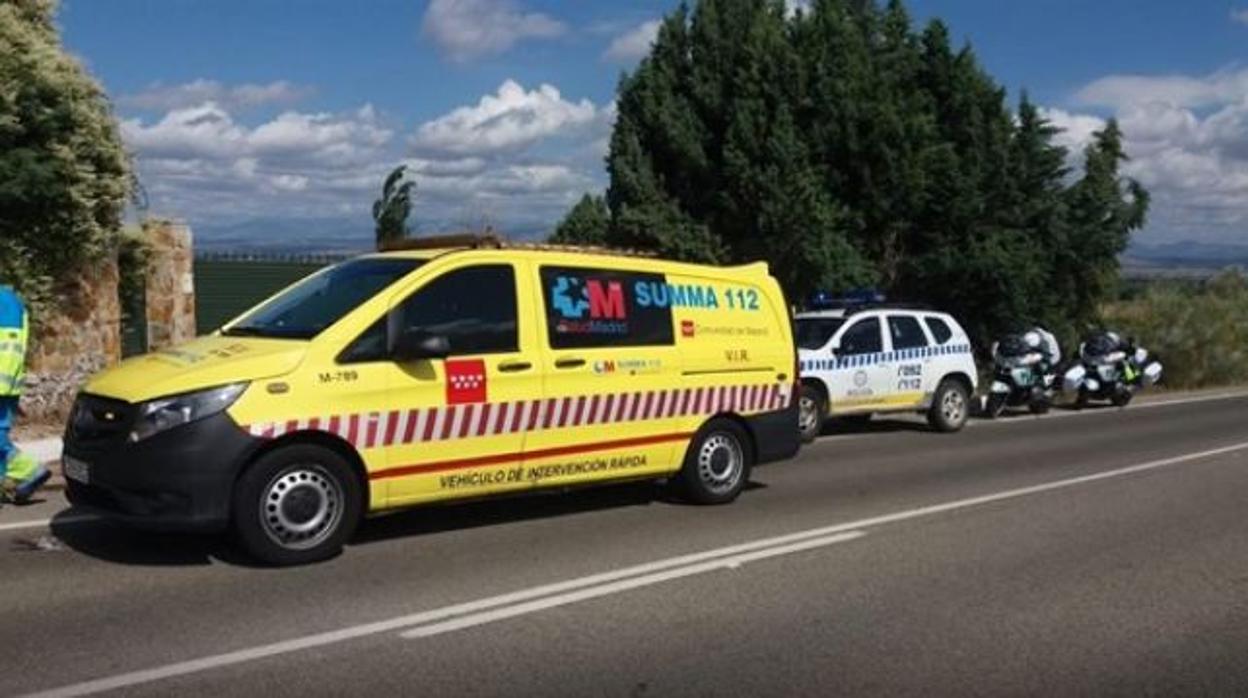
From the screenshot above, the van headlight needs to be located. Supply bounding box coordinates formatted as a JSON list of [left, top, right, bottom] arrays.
[[129, 383, 249, 442]]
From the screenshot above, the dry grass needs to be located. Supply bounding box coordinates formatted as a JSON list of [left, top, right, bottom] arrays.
[[1103, 271, 1248, 389]]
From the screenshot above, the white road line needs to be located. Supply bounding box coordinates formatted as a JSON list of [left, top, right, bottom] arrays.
[[806, 389, 1248, 444], [0, 515, 95, 533], [971, 390, 1248, 427], [402, 531, 866, 639], [22, 439, 1248, 698]]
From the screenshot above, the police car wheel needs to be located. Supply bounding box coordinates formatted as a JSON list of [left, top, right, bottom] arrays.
[[232, 445, 362, 566], [928, 379, 970, 433], [798, 385, 825, 443], [679, 419, 752, 505]]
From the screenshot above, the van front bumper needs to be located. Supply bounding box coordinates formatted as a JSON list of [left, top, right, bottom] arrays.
[[63, 412, 261, 533]]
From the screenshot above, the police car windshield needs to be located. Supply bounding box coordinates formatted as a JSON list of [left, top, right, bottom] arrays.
[[223, 258, 422, 339], [796, 317, 845, 350]]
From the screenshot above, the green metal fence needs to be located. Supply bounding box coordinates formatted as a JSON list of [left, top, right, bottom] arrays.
[[194, 257, 333, 335]]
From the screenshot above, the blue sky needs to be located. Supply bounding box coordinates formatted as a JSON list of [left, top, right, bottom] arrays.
[[59, 0, 1248, 249]]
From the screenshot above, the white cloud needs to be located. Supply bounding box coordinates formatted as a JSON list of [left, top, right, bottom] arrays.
[[118, 80, 313, 111], [785, 0, 812, 17], [410, 79, 601, 156], [1232, 8, 1248, 26], [1039, 107, 1106, 159], [121, 103, 392, 166], [1059, 66, 1248, 244], [1075, 66, 1248, 110], [121, 77, 613, 242], [603, 20, 660, 63], [421, 0, 566, 63]]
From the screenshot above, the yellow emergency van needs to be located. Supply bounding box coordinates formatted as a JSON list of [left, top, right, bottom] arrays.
[[63, 237, 800, 564]]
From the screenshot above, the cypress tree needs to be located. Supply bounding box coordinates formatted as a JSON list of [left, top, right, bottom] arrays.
[[556, 0, 1149, 349]]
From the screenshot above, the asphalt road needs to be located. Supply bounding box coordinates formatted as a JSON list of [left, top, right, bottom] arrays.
[[3, 391, 1248, 697]]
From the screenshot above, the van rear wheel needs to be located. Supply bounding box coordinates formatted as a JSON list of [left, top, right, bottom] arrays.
[[678, 419, 752, 505], [232, 444, 362, 566]]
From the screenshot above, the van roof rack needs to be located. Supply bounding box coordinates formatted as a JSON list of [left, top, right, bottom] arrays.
[[378, 231, 658, 259]]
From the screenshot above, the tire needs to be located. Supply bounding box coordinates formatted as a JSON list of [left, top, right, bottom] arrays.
[[678, 419, 752, 505], [232, 444, 363, 566], [1111, 386, 1133, 408], [927, 379, 970, 433], [1074, 389, 1089, 410], [1028, 397, 1051, 415], [985, 393, 1006, 419], [798, 384, 825, 443]]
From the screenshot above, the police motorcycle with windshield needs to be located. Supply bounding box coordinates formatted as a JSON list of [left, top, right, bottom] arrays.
[[795, 291, 978, 442], [61, 236, 800, 566], [985, 327, 1060, 418], [1063, 331, 1162, 408]]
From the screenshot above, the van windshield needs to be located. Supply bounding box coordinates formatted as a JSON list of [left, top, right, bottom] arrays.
[[222, 258, 422, 340], [796, 317, 846, 350]]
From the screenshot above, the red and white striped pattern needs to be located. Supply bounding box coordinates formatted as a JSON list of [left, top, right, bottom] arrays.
[[245, 381, 792, 451]]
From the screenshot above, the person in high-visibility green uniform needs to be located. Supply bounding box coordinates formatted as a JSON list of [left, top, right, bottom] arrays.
[[0, 285, 48, 504]]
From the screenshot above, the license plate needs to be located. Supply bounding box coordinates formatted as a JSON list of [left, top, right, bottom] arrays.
[[63, 456, 90, 485]]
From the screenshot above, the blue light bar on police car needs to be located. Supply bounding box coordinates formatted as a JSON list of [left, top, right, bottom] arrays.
[[806, 288, 886, 309]]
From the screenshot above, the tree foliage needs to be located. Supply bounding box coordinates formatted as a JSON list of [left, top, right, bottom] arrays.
[[551, 193, 610, 246], [0, 0, 132, 317], [558, 0, 1148, 347], [372, 165, 415, 248]]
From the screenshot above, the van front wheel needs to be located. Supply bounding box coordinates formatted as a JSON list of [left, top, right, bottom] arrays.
[[678, 419, 752, 505], [232, 444, 362, 566]]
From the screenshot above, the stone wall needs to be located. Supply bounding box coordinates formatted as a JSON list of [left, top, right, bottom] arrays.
[[21, 220, 197, 423], [24, 259, 122, 422], [145, 221, 196, 350]]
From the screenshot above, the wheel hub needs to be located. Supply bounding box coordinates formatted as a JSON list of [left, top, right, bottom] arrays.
[[942, 390, 966, 422], [261, 466, 343, 551], [697, 433, 743, 494], [799, 396, 819, 432]]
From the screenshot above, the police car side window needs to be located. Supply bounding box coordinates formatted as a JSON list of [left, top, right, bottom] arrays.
[[924, 316, 953, 345], [399, 265, 518, 355], [838, 318, 882, 355], [888, 315, 928, 350]]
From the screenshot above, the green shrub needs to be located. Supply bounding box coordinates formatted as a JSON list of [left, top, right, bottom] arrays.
[[1103, 271, 1248, 389]]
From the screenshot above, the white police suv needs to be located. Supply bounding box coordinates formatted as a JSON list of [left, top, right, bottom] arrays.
[[796, 298, 978, 441]]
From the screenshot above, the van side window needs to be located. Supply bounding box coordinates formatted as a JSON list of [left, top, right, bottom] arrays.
[[924, 316, 954, 345], [888, 315, 928, 350], [839, 317, 882, 355], [341, 265, 518, 363], [539, 266, 674, 349], [338, 318, 387, 363], [398, 265, 518, 355]]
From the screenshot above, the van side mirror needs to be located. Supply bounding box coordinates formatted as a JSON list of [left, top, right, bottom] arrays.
[[391, 329, 451, 362]]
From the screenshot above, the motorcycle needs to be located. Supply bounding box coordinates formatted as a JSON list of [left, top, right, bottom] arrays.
[[1063, 334, 1163, 408], [985, 333, 1058, 418]]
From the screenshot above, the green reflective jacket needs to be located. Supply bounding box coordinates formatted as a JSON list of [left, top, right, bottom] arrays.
[[0, 289, 28, 397]]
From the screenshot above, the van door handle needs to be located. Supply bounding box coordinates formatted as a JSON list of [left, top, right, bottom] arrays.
[[498, 360, 532, 373], [555, 357, 586, 369]]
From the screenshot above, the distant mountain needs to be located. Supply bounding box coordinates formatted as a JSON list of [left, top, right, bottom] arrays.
[[189, 217, 551, 254], [1126, 240, 1248, 267]]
